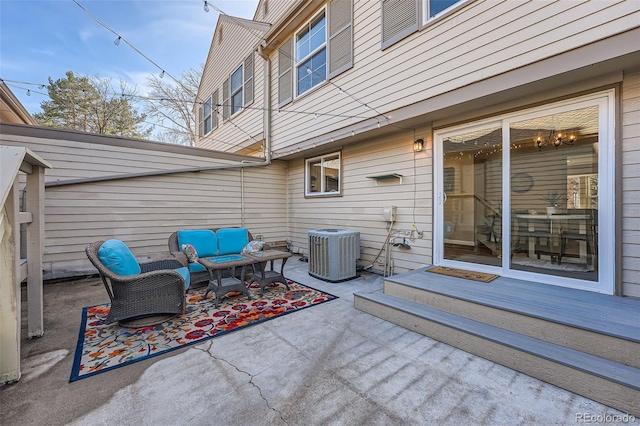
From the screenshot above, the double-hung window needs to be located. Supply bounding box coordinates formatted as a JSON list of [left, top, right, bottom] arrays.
[[222, 53, 254, 121], [305, 151, 341, 196], [278, 1, 353, 106], [230, 65, 243, 116], [199, 96, 212, 137], [295, 10, 327, 97]]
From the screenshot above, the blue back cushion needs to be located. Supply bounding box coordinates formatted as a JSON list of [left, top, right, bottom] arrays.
[[177, 230, 218, 257], [98, 239, 141, 276], [217, 228, 249, 255]]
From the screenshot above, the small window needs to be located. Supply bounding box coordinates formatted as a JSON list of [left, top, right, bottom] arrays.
[[422, 0, 464, 22], [230, 65, 243, 116], [203, 97, 212, 134], [295, 10, 327, 97], [306, 151, 341, 196]]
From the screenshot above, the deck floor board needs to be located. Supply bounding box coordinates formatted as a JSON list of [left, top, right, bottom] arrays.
[[387, 267, 640, 342]]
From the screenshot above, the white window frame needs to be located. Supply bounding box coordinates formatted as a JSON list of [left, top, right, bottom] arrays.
[[421, 0, 469, 26], [230, 64, 243, 117], [200, 95, 213, 137], [305, 151, 342, 197], [294, 8, 327, 98], [433, 90, 616, 294]]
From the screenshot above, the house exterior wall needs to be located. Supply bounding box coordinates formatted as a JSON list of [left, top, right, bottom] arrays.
[[267, 0, 639, 155], [253, 0, 295, 23], [197, 0, 639, 295], [196, 16, 269, 153], [287, 128, 433, 275], [622, 70, 640, 297], [0, 126, 288, 280]]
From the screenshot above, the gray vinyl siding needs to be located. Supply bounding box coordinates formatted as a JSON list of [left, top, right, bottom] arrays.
[[0, 131, 288, 279], [268, 0, 639, 154], [622, 70, 640, 297]]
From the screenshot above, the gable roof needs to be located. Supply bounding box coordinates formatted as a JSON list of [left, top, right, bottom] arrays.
[[0, 82, 37, 125], [1, 145, 51, 208], [195, 14, 271, 110]]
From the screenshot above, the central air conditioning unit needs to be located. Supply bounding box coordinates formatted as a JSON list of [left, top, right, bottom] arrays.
[[308, 229, 360, 282]]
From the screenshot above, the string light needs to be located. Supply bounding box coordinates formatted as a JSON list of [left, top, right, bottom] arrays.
[[26, 90, 31, 96], [159, 70, 165, 79], [203, 1, 210, 12], [114, 36, 121, 46]]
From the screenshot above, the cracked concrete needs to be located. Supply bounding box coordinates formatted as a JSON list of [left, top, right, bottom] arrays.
[[1, 257, 635, 425]]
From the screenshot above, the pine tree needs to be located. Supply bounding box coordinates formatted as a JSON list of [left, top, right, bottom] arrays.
[[34, 71, 151, 139]]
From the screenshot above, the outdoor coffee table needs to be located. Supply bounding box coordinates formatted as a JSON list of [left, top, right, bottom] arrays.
[[248, 250, 293, 295], [198, 255, 256, 308]]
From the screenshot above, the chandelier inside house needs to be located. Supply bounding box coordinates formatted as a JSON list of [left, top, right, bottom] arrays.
[[534, 129, 577, 151]]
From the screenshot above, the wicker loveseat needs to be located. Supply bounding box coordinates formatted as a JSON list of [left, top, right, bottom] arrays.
[[168, 228, 264, 287], [86, 240, 189, 327]]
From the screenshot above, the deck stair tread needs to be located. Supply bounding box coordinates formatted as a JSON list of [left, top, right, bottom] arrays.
[[356, 292, 640, 391], [386, 268, 640, 342]]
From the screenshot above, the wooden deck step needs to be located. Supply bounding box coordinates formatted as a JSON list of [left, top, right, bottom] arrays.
[[354, 292, 640, 416], [383, 269, 640, 368]]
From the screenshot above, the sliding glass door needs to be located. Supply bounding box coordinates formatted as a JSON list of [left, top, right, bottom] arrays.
[[434, 91, 614, 293], [440, 123, 503, 267]]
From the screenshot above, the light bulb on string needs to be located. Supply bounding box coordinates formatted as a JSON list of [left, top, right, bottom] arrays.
[[114, 36, 121, 46], [26, 90, 31, 96], [203, 1, 209, 12], [159, 70, 165, 79]]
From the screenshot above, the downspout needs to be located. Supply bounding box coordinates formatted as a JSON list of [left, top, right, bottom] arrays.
[[257, 44, 272, 166]]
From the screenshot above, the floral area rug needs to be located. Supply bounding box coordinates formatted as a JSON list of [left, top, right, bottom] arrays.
[[70, 280, 337, 382]]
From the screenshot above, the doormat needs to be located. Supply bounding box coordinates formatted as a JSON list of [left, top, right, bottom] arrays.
[[70, 280, 337, 382], [425, 266, 499, 283]]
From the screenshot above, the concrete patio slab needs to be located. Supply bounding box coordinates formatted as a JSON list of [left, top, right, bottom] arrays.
[[0, 258, 634, 425]]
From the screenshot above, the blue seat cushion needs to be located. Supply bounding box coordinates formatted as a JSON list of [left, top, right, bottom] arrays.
[[98, 239, 141, 276], [177, 230, 218, 258], [174, 267, 191, 289], [188, 262, 206, 273], [217, 228, 249, 255]]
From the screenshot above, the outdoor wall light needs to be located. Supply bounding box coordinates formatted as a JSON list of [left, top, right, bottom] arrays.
[[414, 139, 424, 152]]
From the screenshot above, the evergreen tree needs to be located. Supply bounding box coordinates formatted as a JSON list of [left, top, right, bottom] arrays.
[[34, 71, 151, 139]]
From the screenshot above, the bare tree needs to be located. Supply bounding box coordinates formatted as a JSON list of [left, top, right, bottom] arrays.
[[144, 66, 202, 146]]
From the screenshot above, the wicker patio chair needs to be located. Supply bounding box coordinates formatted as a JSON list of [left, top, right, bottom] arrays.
[[86, 240, 187, 327]]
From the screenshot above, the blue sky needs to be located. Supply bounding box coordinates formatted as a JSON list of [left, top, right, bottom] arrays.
[[0, 0, 259, 117]]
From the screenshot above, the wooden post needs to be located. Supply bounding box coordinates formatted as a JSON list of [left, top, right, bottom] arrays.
[[26, 165, 45, 338], [0, 180, 21, 383]]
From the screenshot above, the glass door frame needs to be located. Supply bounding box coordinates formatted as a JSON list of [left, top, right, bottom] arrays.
[[433, 89, 615, 294]]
